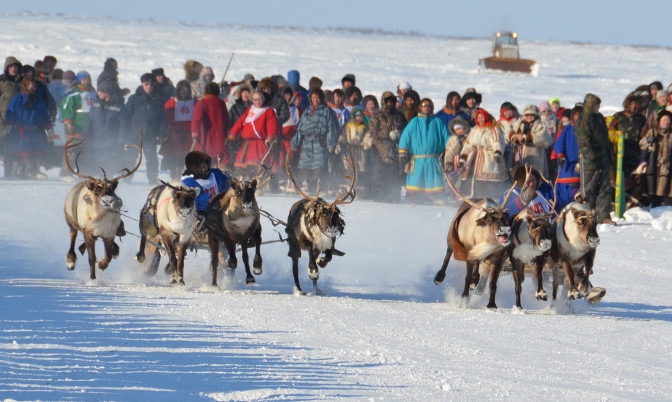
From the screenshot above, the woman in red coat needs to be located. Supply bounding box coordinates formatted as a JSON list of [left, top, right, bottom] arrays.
[[190, 82, 230, 168], [161, 80, 195, 178], [229, 90, 278, 172]]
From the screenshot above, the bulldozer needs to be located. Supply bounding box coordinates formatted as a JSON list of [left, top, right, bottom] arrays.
[[479, 32, 538, 76]]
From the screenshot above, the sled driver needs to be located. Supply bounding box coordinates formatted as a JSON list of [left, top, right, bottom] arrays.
[[500, 165, 554, 219], [181, 151, 230, 221]]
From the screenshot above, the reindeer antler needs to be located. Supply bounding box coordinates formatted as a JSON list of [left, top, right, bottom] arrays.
[[64, 137, 96, 181], [443, 171, 487, 212], [111, 137, 143, 182], [333, 146, 357, 207], [285, 151, 319, 202], [253, 141, 275, 182]]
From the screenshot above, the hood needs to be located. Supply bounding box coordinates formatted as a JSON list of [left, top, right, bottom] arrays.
[[287, 70, 300, 86]]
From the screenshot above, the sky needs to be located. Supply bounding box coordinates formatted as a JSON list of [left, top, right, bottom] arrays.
[[6, 0, 672, 47]]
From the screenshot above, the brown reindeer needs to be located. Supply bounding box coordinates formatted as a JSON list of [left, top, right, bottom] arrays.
[[285, 151, 356, 295], [63, 137, 142, 280], [135, 181, 200, 285], [549, 202, 605, 303], [433, 175, 515, 309], [205, 162, 271, 287]]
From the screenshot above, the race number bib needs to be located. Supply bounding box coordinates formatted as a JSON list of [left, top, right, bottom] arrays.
[[195, 173, 218, 200], [175, 99, 194, 122]]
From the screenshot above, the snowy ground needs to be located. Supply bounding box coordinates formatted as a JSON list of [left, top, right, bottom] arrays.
[[2, 12, 672, 401]]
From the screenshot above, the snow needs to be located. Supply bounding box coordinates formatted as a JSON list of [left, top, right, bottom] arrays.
[[2, 12, 672, 401]]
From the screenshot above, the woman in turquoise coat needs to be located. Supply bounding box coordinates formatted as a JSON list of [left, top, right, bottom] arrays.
[[399, 98, 450, 204]]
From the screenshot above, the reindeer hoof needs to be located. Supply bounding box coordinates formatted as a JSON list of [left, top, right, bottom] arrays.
[[433, 271, 446, 285], [486, 303, 498, 310], [97, 260, 109, 270], [135, 253, 145, 263], [536, 290, 548, 301], [227, 259, 237, 269], [253, 266, 262, 275], [66, 256, 76, 270], [171, 276, 185, 285], [308, 269, 319, 280], [246, 275, 256, 285]]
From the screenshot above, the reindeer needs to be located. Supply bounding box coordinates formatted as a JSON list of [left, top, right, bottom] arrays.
[[433, 175, 515, 309], [205, 164, 271, 287], [549, 202, 605, 303], [505, 166, 556, 309], [285, 151, 356, 295], [63, 137, 142, 280], [134, 181, 200, 285]]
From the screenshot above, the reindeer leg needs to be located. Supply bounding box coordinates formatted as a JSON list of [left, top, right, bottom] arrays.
[[163, 236, 181, 285], [99, 238, 115, 271], [66, 227, 78, 270], [287, 236, 304, 294], [308, 248, 320, 282], [434, 247, 453, 284], [511, 258, 524, 309], [176, 243, 188, 285], [471, 260, 482, 291], [462, 260, 475, 298], [533, 255, 547, 301], [225, 239, 238, 269], [252, 227, 263, 275], [551, 262, 560, 301], [208, 233, 220, 287], [486, 254, 505, 310], [241, 242, 255, 285], [135, 234, 147, 263], [85, 235, 97, 280], [317, 249, 333, 268], [561, 260, 579, 300]]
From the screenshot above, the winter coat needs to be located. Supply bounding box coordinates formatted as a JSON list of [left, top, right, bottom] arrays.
[[461, 121, 508, 182], [5, 92, 51, 156], [123, 86, 166, 145], [435, 106, 470, 131], [640, 126, 672, 197], [614, 110, 647, 174], [509, 117, 554, 177], [191, 94, 230, 166], [191, 66, 213, 101], [280, 104, 300, 170], [269, 93, 290, 127], [229, 105, 277, 169], [291, 103, 339, 170], [553, 123, 581, 211], [60, 84, 97, 134], [0, 60, 22, 126], [399, 114, 449, 193], [287, 70, 309, 110], [575, 95, 613, 172], [364, 105, 407, 164], [161, 97, 194, 158], [228, 97, 251, 129], [338, 120, 368, 172], [444, 117, 470, 172], [181, 169, 230, 212], [154, 80, 175, 106]]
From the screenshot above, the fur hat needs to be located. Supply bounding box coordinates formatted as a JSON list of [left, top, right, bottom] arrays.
[[460, 91, 482, 106], [184, 60, 203, 82], [657, 110, 672, 124], [511, 165, 542, 188], [233, 83, 254, 99], [449, 116, 470, 136], [342, 73, 356, 86], [185, 151, 211, 172], [523, 104, 539, 116], [151, 68, 165, 77], [243, 73, 255, 82], [140, 73, 155, 84], [622, 93, 640, 109], [257, 77, 277, 94], [62, 70, 76, 81], [650, 81, 664, 91], [104, 57, 118, 71], [308, 76, 323, 90], [97, 80, 114, 95], [381, 91, 396, 105]]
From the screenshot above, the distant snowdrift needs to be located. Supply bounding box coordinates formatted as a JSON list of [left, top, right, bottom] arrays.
[[623, 206, 672, 231]]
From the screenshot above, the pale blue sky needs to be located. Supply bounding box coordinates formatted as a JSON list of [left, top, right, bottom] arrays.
[[6, 0, 671, 47]]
